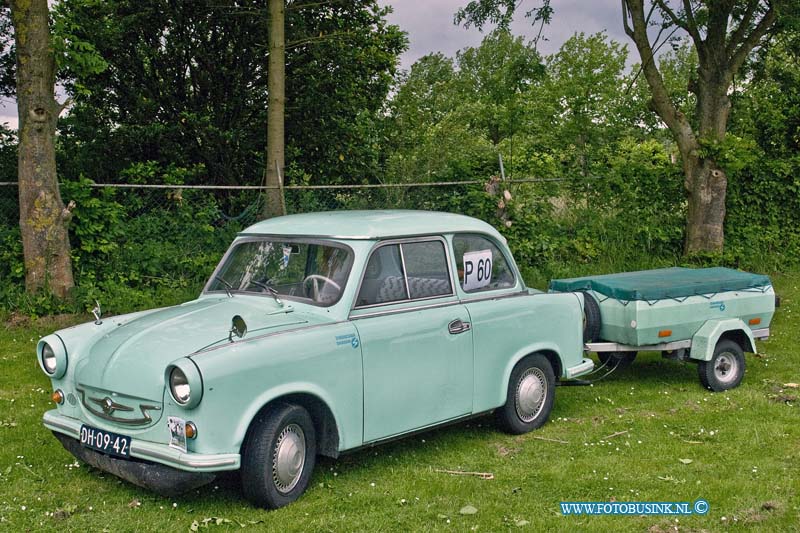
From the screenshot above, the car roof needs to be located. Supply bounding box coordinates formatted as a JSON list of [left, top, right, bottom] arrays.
[[240, 210, 505, 241]]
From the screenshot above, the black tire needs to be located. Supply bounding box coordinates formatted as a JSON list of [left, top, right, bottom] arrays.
[[698, 339, 745, 392], [241, 403, 316, 509], [598, 351, 637, 369], [580, 291, 601, 343], [496, 353, 556, 435]]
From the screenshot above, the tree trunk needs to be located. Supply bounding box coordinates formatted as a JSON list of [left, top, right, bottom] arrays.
[[262, 0, 286, 219], [681, 151, 727, 253], [681, 74, 731, 254], [10, 0, 75, 297]]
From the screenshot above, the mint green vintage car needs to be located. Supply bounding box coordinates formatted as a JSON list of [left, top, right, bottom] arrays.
[[38, 211, 594, 508]]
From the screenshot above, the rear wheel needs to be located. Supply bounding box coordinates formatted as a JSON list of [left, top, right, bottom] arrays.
[[496, 353, 555, 434], [597, 351, 637, 369], [241, 403, 316, 509], [698, 339, 745, 392]]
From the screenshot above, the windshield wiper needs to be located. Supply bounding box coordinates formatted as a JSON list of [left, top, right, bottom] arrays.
[[215, 275, 233, 298], [251, 280, 284, 307]]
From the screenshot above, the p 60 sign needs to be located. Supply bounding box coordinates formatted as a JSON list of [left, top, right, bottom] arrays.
[[463, 249, 493, 291]]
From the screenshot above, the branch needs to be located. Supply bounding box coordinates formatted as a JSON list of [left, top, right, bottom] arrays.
[[726, 0, 760, 55], [655, 0, 703, 50], [728, 4, 776, 75], [622, 0, 694, 149]]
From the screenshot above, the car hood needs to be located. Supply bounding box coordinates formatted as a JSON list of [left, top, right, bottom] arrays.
[[73, 296, 316, 401]]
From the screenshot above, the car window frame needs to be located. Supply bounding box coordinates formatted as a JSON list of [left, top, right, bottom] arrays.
[[202, 236, 355, 308], [450, 232, 520, 296], [352, 236, 457, 311]]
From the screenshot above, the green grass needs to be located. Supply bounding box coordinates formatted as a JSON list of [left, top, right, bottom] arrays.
[[1, 275, 799, 532]]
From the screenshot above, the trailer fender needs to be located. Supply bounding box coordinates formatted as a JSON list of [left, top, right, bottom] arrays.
[[689, 319, 756, 361]]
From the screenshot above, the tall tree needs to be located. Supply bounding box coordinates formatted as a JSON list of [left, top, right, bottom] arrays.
[[457, 0, 786, 253], [622, 0, 778, 253], [47, 0, 405, 189], [263, 0, 286, 218], [8, 0, 74, 297]]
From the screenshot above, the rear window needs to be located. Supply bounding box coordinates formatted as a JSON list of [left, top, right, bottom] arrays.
[[452, 234, 515, 293]]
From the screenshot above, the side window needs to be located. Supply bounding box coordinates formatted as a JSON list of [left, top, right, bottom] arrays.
[[356, 240, 452, 307], [452, 234, 515, 293], [403, 241, 452, 299]]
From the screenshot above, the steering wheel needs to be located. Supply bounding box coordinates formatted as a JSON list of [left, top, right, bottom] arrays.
[[303, 274, 341, 301]]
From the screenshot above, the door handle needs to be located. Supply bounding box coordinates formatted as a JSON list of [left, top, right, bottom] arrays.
[[448, 319, 471, 335]]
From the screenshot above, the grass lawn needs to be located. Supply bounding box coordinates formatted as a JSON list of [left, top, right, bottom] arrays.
[[1, 274, 798, 532]]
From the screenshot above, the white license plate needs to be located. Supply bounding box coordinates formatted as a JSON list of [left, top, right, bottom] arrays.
[[80, 424, 131, 458]]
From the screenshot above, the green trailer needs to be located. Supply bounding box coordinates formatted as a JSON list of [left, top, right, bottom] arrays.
[[549, 267, 776, 391]]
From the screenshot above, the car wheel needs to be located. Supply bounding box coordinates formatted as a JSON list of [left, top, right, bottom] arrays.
[[241, 402, 316, 509], [496, 353, 555, 435], [698, 339, 745, 392], [597, 351, 637, 369]]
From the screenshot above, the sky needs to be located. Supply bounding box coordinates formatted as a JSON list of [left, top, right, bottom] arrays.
[[0, 0, 628, 130]]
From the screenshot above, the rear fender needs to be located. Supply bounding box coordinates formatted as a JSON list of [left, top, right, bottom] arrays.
[[689, 319, 756, 361]]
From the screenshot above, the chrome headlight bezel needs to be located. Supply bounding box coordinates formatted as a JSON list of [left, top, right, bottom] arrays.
[[37, 336, 68, 379], [166, 359, 203, 409]]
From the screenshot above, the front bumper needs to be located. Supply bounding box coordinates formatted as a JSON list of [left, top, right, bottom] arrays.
[[44, 410, 240, 473]]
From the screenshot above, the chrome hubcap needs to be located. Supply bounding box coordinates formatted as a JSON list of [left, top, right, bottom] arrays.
[[714, 353, 738, 384], [272, 423, 306, 493], [515, 367, 547, 422]]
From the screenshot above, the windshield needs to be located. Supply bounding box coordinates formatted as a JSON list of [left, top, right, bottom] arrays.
[[206, 239, 353, 306]]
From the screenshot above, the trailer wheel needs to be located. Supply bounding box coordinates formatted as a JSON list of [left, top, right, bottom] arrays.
[[598, 351, 637, 369], [580, 291, 601, 343], [496, 353, 555, 434], [698, 339, 745, 392]]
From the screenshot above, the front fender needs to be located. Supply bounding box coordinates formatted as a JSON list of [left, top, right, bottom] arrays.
[[231, 382, 345, 455], [689, 318, 756, 361]]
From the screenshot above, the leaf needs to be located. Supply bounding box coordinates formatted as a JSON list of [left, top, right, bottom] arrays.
[[190, 521, 199, 532], [459, 505, 478, 515], [515, 519, 530, 526], [678, 458, 693, 464]]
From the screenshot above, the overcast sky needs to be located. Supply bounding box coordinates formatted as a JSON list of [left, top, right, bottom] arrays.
[[379, 0, 628, 70], [0, 0, 628, 130]]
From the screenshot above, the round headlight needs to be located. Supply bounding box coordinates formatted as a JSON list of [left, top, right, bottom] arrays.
[[170, 367, 191, 405], [42, 343, 57, 374], [38, 336, 67, 379]]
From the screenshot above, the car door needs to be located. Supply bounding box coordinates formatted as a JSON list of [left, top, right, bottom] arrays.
[[351, 238, 474, 443]]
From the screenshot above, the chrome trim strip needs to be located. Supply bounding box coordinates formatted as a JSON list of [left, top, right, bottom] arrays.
[[43, 410, 240, 472], [752, 327, 769, 339], [76, 387, 161, 426], [397, 244, 412, 300], [457, 289, 530, 305], [350, 299, 461, 319], [192, 320, 349, 355], [565, 358, 594, 379]]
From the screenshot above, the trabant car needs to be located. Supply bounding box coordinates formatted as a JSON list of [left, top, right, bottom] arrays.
[[38, 211, 594, 508]]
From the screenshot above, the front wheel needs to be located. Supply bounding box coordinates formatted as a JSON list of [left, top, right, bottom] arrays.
[[698, 339, 745, 392], [495, 353, 555, 434], [241, 403, 317, 509]]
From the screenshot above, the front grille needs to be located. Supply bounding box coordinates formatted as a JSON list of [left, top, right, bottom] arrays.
[[76, 386, 163, 427]]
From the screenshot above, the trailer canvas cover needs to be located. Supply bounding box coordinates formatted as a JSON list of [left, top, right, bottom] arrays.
[[549, 267, 771, 302]]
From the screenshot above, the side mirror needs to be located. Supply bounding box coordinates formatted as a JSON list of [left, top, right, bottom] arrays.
[[229, 315, 247, 342]]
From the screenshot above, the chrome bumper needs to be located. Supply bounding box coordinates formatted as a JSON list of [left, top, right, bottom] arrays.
[[43, 410, 240, 472], [565, 357, 594, 379]]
